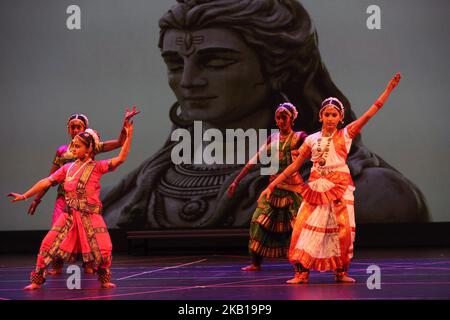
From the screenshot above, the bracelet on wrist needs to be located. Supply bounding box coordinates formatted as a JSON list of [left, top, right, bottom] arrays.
[[375, 100, 384, 109]]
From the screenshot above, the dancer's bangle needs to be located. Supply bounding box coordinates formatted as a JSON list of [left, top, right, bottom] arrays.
[[375, 100, 384, 110]]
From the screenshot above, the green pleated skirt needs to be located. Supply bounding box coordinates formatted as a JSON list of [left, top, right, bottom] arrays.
[[248, 187, 302, 258]]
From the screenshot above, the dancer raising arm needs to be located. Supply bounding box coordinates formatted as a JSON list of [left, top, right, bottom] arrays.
[[28, 107, 140, 220], [8, 114, 136, 290], [27, 107, 139, 276], [228, 103, 307, 271], [258, 73, 401, 284]]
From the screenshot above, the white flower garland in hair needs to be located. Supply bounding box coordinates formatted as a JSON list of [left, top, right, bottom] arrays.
[[84, 128, 100, 149]]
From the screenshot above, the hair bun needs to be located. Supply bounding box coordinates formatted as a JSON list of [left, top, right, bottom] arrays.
[[84, 128, 100, 148]]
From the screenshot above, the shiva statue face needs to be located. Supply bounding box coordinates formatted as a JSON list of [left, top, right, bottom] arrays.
[[161, 28, 271, 128]]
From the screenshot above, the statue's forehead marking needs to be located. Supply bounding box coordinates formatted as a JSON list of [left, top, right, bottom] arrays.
[[175, 32, 205, 56]]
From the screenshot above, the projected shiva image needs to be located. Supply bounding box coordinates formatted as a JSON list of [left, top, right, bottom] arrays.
[[101, 0, 428, 229]]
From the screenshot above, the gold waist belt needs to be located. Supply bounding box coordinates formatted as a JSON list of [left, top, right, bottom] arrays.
[[65, 197, 102, 215]]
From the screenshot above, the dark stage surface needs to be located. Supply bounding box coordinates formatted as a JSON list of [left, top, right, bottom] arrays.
[[0, 248, 449, 300]]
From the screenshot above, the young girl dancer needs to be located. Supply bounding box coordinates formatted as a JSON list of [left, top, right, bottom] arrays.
[[8, 117, 135, 290], [228, 103, 307, 271], [258, 73, 401, 283], [27, 107, 139, 275]]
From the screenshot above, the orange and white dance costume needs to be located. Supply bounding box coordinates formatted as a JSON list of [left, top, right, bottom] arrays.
[[289, 126, 357, 275], [255, 74, 402, 283]]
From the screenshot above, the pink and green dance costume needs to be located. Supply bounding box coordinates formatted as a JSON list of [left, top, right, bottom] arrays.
[[248, 131, 306, 262]]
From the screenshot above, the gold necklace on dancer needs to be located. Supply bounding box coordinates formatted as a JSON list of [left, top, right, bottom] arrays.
[[316, 130, 336, 167], [280, 131, 293, 151], [66, 159, 92, 182]]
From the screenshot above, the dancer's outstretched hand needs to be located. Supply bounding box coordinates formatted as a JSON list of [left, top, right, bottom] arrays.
[[257, 187, 273, 203], [27, 199, 41, 215], [119, 106, 140, 144], [124, 105, 141, 123], [7, 193, 26, 202], [387, 72, 401, 91]]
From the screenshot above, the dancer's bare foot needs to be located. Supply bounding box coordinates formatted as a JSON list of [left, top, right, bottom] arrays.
[[335, 273, 356, 283], [101, 282, 116, 289], [241, 264, 261, 271], [84, 266, 94, 274], [47, 268, 62, 276], [24, 283, 41, 290], [286, 272, 309, 284]]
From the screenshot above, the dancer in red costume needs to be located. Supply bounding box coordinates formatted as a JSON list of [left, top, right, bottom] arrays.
[[8, 109, 137, 290], [27, 108, 139, 275], [258, 73, 402, 284]]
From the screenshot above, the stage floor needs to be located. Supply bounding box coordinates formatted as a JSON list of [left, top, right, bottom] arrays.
[[0, 248, 449, 300]]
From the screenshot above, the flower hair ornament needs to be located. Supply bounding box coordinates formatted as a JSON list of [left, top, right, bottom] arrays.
[[84, 128, 100, 149], [74, 131, 96, 152]]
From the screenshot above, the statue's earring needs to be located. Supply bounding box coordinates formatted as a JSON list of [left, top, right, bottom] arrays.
[[169, 101, 193, 128]]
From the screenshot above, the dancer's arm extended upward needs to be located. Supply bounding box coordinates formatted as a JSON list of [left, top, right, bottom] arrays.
[[347, 72, 401, 138]]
